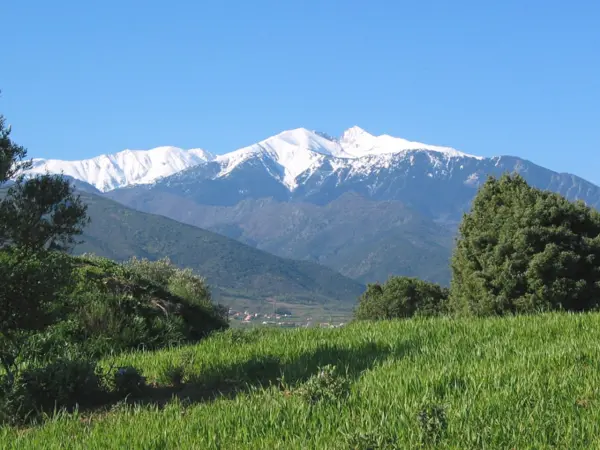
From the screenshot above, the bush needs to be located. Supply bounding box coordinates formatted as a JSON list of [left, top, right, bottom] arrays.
[[36, 255, 230, 358], [0, 248, 75, 377], [450, 173, 600, 316], [109, 366, 146, 398], [354, 276, 449, 320], [0, 358, 103, 425], [296, 364, 350, 404]]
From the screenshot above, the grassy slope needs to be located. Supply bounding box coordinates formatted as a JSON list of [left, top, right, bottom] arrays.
[[5, 312, 600, 448], [73, 191, 365, 309]]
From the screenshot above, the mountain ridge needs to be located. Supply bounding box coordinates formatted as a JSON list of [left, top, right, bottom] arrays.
[[26, 127, 488, 192]]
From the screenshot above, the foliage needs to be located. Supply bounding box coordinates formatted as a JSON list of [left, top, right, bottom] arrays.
[[0, 249, 74, 380], [450, 173, 600, 316], [295, 364, 350, 404], [0, 112, 31, 184], [0, 110, 89, 386], [125, 256, 212, 307], [0, 357, 103, 426], [343, 430, 398, 449], [39, 254, 230, 357], [109, 366, 146, 398], [417, 402, 448, 446], [274, 306, 293, 315], [159, 363, 186, 388], [354, 276, 449, 320], [0, 174, 89, 252]]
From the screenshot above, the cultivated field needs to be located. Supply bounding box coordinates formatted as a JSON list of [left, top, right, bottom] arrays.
[[3, 313, 600, 449]]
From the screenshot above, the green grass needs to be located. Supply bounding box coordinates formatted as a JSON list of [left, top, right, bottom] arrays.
[[4, 312, 600, 448]]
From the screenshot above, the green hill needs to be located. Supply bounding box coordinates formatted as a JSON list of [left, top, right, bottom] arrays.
[[72, 191, 365, 311]]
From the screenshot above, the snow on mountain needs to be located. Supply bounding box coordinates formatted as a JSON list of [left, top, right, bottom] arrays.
[[214, 128, 353, 190], [24, 126, 482, 192], [339, 126, 483, 159], [28, 146, 214, 192]]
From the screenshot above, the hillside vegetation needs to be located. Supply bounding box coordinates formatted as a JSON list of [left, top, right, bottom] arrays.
[[3, 313, 600, 448], [109, 190, 455, 285], [75, 191, 365, 307]]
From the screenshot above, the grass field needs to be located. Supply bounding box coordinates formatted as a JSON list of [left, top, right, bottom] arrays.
[[3, 312, 600, 448]]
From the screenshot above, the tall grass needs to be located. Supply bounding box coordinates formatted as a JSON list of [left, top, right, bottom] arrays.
[[3, 312, 600, 448]]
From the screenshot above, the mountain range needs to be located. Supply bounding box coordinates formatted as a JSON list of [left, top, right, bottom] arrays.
[[27, 126, 600, 290]]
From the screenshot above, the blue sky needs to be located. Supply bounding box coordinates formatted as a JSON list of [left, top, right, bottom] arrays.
[[2, 0, 599, 182]]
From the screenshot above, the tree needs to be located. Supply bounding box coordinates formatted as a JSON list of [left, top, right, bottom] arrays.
[[0, 110, 89, 380], [0, 112, 89, 252], [0, 174, 89, 251], [0, 113, 31, 184], [354, 276, 449, 320], [449, 173, 600, 316]]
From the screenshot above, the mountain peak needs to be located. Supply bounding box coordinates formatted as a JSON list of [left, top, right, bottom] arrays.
[[340, 126, 371, 142], [28, 146, 213, 192]]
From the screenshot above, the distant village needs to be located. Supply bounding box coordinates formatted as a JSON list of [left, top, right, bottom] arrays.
[[228, 308, 347, 329]]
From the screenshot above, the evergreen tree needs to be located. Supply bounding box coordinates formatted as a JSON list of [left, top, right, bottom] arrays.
[[0, 110, 88, 379], [0, 112, 89, 252], [449, 173, 600, 316]]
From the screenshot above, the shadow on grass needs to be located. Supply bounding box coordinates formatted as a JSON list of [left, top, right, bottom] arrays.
[[87, 338, 419, 412]]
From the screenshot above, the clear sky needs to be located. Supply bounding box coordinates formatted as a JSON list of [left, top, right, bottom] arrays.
[[2, 0, 599, 182]]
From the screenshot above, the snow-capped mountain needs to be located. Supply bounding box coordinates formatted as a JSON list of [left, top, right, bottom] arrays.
[[23, 125, 600, 222], [24, 126, 482, 192], [104, 128, 600, 286], [208, 126, 482, 191], [27, 146, 213, 192], [104, 126, 600, 223]]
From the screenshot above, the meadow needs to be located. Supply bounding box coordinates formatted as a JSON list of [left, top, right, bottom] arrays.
[[3, 312, 600, 449]]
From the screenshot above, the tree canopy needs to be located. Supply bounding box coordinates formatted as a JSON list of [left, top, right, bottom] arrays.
[[449, 173, 600, 316], [355, 276, 449, 320]]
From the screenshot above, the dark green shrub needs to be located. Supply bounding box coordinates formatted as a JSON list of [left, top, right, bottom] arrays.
[[450, 173, 600, 316], [354, 276, 449, 320], [39, 255, 230, 358], [0, 358, 103, 425], [0, 248, 75, 378], [110, 366, 146, 397]]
